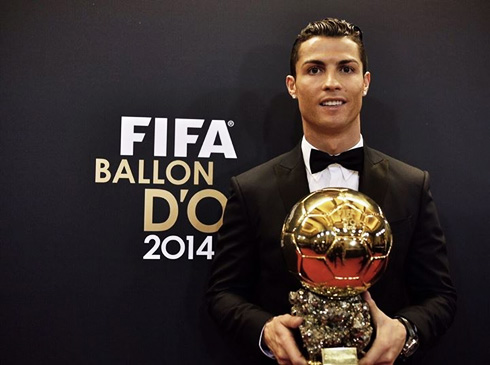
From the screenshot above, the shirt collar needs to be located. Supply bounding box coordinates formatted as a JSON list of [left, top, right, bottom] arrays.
[[301, 135, 364, 174]]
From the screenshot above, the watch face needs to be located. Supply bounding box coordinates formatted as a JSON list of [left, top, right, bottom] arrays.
[[403, 337, 419, 357], [396, 317, 419, 357]]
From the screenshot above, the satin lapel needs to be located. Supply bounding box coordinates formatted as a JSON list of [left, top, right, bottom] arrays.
[[274, 144, 310, 214], [359, 146, 390, 207]]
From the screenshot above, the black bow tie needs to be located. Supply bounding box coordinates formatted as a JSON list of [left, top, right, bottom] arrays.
[[309, 147, 364, 173]]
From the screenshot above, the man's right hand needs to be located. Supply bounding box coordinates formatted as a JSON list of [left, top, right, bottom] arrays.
[[263, 314, 307, 365]]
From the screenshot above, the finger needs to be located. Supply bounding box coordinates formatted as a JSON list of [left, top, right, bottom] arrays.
[[362, 290, 382, 325], [362, 290, 376, 311], [362, 290, 372, 302], [266, 315, 306, 365], [359, 292, 386, 364], [278, 320, 306, 364]]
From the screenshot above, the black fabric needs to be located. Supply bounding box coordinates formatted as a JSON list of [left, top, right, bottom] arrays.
[[309, 147, 364, 173], [206, 145, 457, 365]]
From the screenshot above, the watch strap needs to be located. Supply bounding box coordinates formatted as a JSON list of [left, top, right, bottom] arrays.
[[395, 316, 419, 358]]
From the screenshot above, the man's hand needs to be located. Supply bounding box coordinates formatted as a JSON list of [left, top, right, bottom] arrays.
[[359, 291, 407, 365], [263, 314, 307, 365]]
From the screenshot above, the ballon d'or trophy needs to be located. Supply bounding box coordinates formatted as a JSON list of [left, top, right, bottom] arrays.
[[281, 188, 392, 365]]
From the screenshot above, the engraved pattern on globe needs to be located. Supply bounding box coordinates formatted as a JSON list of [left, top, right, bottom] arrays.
[[281, 188, 392, 298]]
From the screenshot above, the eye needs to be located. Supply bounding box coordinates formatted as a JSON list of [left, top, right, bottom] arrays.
[[307, 66, 322, 75], [340, 65, 355, 73]]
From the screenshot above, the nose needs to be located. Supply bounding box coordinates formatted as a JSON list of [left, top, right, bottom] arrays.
[[323, 70, 341, 90]]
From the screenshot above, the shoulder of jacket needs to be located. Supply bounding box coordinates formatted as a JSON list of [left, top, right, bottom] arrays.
[[366, 146, 426, 179]]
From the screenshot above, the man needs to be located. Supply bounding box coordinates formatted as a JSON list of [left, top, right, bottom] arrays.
[[206, 18, 456, 365]]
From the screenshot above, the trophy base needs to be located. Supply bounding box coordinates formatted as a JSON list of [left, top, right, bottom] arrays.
[[307, 347, 358, 365], [289, 289, 371, 361]]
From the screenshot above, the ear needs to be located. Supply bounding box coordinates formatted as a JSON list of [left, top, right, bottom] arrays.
[[286, 75, 297, 99], [362, 72, 371, 96]]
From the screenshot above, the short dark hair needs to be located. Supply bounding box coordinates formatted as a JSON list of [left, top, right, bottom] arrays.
[[290, 18, 367, 77]]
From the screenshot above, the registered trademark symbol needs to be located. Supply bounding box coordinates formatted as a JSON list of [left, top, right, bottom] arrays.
[[227, 120, 234, 127]]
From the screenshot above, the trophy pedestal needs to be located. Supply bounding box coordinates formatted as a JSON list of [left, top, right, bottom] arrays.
[[289, 290, 371, 364], [322, 347, 358, 364], [307, 348, 358, 365]]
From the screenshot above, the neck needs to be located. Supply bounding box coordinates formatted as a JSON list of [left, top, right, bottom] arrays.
[[304, 128, 361, 155]]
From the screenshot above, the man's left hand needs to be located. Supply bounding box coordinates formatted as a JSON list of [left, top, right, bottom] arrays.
[[358, 291, 406, 365]]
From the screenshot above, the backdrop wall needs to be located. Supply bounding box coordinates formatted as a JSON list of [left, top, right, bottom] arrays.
[[2, 1, 489, 364]]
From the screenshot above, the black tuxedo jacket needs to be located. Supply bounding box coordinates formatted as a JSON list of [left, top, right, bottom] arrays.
[[206, 145, 456, 364]]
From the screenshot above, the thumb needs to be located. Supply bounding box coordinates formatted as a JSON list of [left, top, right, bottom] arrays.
[[362, 290, 374, 304], [280, 314, 303, 328], [362, 291, 381, 324]]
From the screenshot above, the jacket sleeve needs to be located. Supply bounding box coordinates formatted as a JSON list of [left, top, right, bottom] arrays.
[[205, 176, 273, 358], [395, 171, 457, 348]]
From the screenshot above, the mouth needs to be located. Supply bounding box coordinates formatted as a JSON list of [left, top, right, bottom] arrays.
[[320, 99, 345, 107]]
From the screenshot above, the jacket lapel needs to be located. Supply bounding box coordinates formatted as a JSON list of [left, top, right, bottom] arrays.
[[274, 144, 390, 215], [274, 144, 310, 214], [360, 146, 390, 208]]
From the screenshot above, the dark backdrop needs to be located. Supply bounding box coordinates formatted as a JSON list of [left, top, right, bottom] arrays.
[[1, 1, 489, 364]]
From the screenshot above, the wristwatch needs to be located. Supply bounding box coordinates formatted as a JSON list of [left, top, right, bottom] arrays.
[[395, 316, 419, 358]]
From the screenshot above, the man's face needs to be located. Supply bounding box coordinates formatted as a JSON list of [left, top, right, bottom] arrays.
[[286, 36, 370, 140]]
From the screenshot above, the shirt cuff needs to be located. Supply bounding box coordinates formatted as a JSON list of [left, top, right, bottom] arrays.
[[259, 324, 276, 359]]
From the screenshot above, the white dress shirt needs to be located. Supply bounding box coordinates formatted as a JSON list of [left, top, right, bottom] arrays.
[[301, 135, 363, 192]]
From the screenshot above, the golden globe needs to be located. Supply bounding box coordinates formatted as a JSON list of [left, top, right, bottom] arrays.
[[281, 188, 392, 298]]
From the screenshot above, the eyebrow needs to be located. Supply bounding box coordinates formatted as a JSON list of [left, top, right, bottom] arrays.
[[302, 59, 360, 67]]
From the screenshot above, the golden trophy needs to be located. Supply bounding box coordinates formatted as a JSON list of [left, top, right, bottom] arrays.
[[281, 188, 392, 365]]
